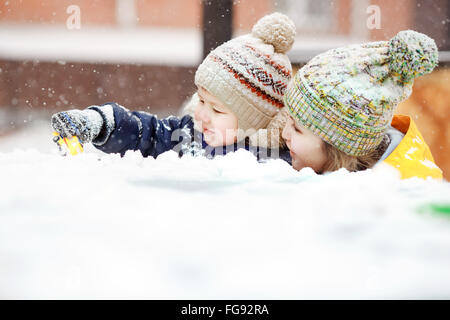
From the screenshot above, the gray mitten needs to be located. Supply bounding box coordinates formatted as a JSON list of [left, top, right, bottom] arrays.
[[51, 109, 104, 144]]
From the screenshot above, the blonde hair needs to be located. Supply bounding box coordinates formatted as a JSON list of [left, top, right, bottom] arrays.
[[321, 135, 389, 173]]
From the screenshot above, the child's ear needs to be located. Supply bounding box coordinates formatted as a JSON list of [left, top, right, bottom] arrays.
[[246, 107, 289, 149], [248, 128, 286, 149], [263, 107, 290, 148]]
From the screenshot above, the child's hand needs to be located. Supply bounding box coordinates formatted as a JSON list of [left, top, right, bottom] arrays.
[[51, 109, 103, 144]]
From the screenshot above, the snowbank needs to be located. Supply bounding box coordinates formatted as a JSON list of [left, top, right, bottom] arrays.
[[0, 122, 450, 299]]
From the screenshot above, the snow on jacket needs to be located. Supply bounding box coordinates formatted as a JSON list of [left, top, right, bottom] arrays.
[[376, 114, 443, 180], [89, 103, 291, 163]]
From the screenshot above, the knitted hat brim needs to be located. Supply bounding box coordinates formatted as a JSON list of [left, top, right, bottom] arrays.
[[195, 59, 278, 131]]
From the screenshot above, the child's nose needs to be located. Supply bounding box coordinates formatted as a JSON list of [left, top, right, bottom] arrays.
[[281, 122, 291, 141]]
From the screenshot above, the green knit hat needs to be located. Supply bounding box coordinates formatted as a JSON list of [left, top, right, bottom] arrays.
[[284, 30, 438, 156]]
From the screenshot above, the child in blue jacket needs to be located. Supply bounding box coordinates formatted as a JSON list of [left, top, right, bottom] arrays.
[[51, 13, 295, 162]]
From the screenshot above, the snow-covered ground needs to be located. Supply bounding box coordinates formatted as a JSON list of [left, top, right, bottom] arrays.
[[0, 120, 450, 299]]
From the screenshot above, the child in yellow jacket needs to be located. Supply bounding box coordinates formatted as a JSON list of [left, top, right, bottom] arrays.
[[280, 30, 443, 180]]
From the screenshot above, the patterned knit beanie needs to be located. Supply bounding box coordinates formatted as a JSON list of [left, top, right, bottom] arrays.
[[195, 12, 295, 132], [284, 30, 438, 156]]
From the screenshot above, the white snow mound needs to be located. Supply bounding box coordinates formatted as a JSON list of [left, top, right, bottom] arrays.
[[1, 142, 450, 299]]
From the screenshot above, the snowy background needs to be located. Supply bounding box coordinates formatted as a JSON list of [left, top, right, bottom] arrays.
[[0, 119, 450, 299]]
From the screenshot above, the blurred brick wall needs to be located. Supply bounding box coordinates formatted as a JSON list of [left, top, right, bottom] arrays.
[[335, 0, 352, 35], [135, 0, 278, 32], [0, 0, 116, 25], [0, 0, 274, 32], [232, 0, 272, 31], [369, 0, 450, 50], [0, 61, 196, 117], [368, 0, 415, 40], [0, 0, 366, 35], [136, 0, 201, 28], [414, 0, 450, 50]]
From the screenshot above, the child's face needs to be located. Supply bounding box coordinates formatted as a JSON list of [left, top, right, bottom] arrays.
[[194, 86, 238, 147], [282, 115, 328, 172]]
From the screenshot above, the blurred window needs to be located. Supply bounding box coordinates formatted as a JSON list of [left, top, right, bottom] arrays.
[[277, 0, 333, 31]]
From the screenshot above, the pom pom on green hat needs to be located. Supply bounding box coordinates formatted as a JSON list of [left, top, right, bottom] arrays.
[[388, 30, 438, 83]]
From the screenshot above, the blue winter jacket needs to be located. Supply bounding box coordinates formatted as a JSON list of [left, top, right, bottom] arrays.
[[89, 102, 292, 163]]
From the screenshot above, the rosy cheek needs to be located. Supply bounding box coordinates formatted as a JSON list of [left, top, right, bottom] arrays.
[[194, 108, 200, 121]]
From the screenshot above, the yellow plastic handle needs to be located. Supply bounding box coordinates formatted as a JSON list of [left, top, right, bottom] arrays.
[[53, 132, 84, 155]]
